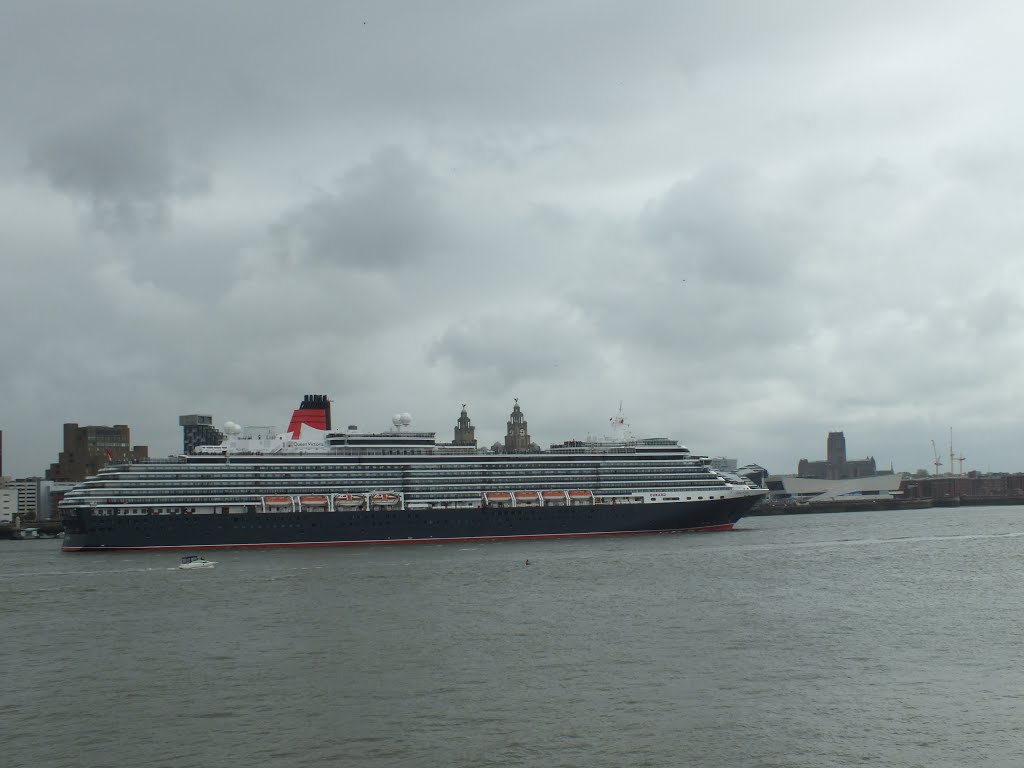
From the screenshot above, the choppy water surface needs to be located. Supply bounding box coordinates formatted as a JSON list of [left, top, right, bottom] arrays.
[[5, 507, 1024, 767]]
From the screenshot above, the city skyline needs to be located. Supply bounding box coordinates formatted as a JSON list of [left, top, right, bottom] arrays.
[[3, 3, 1024, 478], [0, 408, 990, 481]]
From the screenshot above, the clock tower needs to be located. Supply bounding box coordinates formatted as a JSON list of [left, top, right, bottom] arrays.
[[504, 399, 532, 453]]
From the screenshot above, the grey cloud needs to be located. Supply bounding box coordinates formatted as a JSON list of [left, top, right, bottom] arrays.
[[443, 130, 582, 173], [639, 165, 805, 285], [27, 114, 208, 234], [9, 1, 1024, 478], [936, 143, 1024, 193], [966, 290, 1024, 337], [428, 308, 602, 388], [272, 147, 446, 270], [0, 2, 907, 144], [559, 166, 822, 364]]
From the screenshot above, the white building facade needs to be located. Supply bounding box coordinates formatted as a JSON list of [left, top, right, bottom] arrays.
[[0, 485, 16, 524], [13, 477, 40, 520]]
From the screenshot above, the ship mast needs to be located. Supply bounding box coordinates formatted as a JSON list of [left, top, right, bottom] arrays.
[[609, 401, 630, 440]]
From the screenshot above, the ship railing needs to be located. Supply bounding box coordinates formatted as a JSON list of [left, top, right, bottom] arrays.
[[406, 500, 483, 510], [112, 456, 190, 465], [479, 490, 604, 508], [594, 495, 644, 505]]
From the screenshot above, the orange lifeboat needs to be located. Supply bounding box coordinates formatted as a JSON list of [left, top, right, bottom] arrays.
[[541, 490, 567, 501], [484, 491, 513, 504], [568, 490, 594, 503], [333, 494, 365, 508], [300, 495, 329, 509], [370, 492, 401, 506], [263, 496, 293, 508], [514, 491, 539, 502]]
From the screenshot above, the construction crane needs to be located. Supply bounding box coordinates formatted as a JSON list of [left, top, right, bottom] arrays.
[[950, 427, 966, 475], [950, 427, 955, 478], [931, 439, 943, 476]]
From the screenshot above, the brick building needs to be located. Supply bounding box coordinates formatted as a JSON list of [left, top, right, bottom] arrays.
[[900, 473, 1024, 500], [45, 424, 148, 483]]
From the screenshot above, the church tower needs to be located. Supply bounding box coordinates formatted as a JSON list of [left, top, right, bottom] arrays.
[[504, 399, 532, 453], [453, 404, 477, 446]]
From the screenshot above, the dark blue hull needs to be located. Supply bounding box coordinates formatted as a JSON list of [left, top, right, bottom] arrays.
[[62, 495, 760, 551]]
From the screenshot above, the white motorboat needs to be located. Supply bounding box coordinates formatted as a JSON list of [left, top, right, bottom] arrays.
[[178, 554, 216, 570]]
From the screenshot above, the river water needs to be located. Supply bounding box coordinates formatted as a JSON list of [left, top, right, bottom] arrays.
[[4, 506, 1024, 768]]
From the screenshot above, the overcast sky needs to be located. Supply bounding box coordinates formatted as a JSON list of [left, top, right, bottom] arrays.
[[3, 1, 1023, 478]]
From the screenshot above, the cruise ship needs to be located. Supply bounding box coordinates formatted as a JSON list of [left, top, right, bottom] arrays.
[[60, 396, 767, 551]]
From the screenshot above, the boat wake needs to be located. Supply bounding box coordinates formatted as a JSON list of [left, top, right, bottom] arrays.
[[0, 566, 167, 579], [723, 529, 1024, 553]]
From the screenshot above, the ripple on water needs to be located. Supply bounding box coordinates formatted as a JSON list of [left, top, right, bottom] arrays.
[[6, 507, 1024, 767]]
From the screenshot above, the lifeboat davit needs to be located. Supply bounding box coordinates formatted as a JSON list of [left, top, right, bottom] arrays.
[[333, 494, 365, 508], [370, 493, 400, 506]]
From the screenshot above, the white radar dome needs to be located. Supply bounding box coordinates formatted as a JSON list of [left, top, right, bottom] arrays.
[[400, 413, 412, 427], [223, 421, 242, 435], [392, 414, 402, 427]]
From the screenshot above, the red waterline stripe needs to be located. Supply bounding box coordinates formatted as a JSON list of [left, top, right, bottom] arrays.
[[61, 524, 734, 552]]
